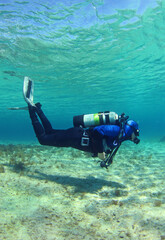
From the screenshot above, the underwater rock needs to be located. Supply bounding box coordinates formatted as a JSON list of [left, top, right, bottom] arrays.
[[0, 165, 5, 173]]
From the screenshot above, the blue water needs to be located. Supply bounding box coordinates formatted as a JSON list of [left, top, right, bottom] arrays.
[[0, 0, 165, 143], [0, 2, 165, 239]]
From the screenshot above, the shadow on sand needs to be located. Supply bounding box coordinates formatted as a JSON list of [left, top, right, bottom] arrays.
[[27, 170, 126, 193]]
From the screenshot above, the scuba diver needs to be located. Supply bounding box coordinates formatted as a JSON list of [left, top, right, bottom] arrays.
[[22, 77, 140, 169]]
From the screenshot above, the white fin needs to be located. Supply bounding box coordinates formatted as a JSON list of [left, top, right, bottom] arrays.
[[23, 76, 35, 106]]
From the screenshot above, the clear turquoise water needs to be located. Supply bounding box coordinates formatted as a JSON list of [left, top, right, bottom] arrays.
[[0, 0, 165, 142], [0, 2, 165, 239]]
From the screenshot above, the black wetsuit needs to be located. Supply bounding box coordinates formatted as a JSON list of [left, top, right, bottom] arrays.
[[28, 106, 102, 154], [28, 105, 140, 168]]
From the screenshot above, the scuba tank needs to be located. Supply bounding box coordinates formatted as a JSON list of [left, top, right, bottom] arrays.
[[73, 111, 119, 128]]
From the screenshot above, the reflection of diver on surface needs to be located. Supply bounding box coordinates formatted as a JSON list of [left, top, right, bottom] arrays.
[[23, 77, 140, 169]]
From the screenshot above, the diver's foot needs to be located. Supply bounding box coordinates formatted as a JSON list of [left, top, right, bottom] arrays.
[[28, 102, 42, 114], [35, 102, 42, 109], [28, 102, 42, 111], [27, 100, 36, 108], [28, 103, 36, 111]]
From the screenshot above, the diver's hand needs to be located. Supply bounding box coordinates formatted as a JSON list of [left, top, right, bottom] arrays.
[[98, 152, 106, 160]]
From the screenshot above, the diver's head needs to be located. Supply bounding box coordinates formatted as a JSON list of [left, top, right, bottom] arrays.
[[124, 120, 140, 144]]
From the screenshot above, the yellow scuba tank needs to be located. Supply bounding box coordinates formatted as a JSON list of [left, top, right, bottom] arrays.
[[73, 111, 119, 128]]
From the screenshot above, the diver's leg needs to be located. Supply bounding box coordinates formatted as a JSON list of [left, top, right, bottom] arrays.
[[28, 106, 46, 140], [28, 105, 69, 147], [29, 107, 92, 151], [34, 103, 53, 134], [23, 78, 53, 134]]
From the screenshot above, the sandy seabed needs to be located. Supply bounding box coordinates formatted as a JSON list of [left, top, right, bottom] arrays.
[[0, 140, 164, 240]]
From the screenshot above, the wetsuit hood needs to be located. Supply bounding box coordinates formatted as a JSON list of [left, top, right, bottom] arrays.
[[124, 120, 140, 144], [124, 120, 139, 136]]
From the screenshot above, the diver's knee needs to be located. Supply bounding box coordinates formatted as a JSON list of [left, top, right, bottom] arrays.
[[37, 135, 48, 146]]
